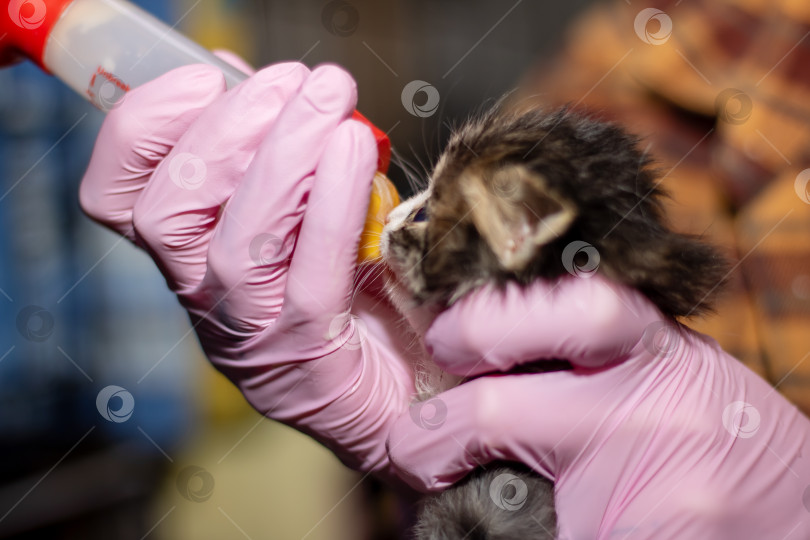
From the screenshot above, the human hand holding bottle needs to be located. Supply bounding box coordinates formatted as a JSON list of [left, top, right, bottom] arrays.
[[80, 57, 419, 484]]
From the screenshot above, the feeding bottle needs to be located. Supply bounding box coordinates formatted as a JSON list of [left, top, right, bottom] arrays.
[[0, 0, 398, 262]]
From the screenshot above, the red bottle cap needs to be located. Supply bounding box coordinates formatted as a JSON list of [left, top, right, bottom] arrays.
[[351, 110, 391, 173], [1, 0, 75, 70]]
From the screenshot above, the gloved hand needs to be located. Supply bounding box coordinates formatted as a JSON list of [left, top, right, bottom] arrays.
[[80, 57, 419, 484], [388, 274, 810, 539]]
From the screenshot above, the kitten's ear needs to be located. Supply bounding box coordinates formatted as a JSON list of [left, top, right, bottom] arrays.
[[461, 164, 575, 271]]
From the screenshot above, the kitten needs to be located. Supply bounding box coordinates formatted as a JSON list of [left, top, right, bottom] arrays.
[[380, 101, 728, 539]]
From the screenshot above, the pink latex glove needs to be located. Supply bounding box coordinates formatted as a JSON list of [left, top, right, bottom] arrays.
[[80, 58, 418, 484], [388, 275, 810, 539]]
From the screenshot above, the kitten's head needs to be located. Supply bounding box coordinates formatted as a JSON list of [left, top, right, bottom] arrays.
[[382, 103, 728, 318]]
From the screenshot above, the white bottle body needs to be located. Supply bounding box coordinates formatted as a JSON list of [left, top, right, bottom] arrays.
[[42, 0, 248, 111]]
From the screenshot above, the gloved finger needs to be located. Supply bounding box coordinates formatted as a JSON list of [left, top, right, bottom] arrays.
[[282, 120, 377, 329], [79, 64, 226, 241], [212, 49, 256, 75], [425, 275, 661, 377], [203, 64, 357, 326], [132, 62, 310, 295], [386, 371, 618, 492]]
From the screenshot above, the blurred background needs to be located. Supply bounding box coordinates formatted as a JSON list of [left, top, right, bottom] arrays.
[[0, 0, 809, 538]]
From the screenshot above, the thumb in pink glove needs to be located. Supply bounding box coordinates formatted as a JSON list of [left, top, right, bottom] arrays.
[[388, 275, 810, 539], [80, 59, 420, 485]]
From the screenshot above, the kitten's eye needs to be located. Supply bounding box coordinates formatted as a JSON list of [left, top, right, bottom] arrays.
[[412, 206, 428, 223]]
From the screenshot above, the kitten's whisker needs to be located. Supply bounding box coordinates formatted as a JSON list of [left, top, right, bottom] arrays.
[[392, 149, 429, 193], [408, 144, 434, 186], [422, 104, 436, 163], [352, 265, 382, 289], [432, 77, 464, 158], [391, 150, 429, 195], [350, 264, 387, 304]]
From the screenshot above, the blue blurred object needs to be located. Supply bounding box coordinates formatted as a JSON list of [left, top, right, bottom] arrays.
[[0, 1, 198, 535]]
